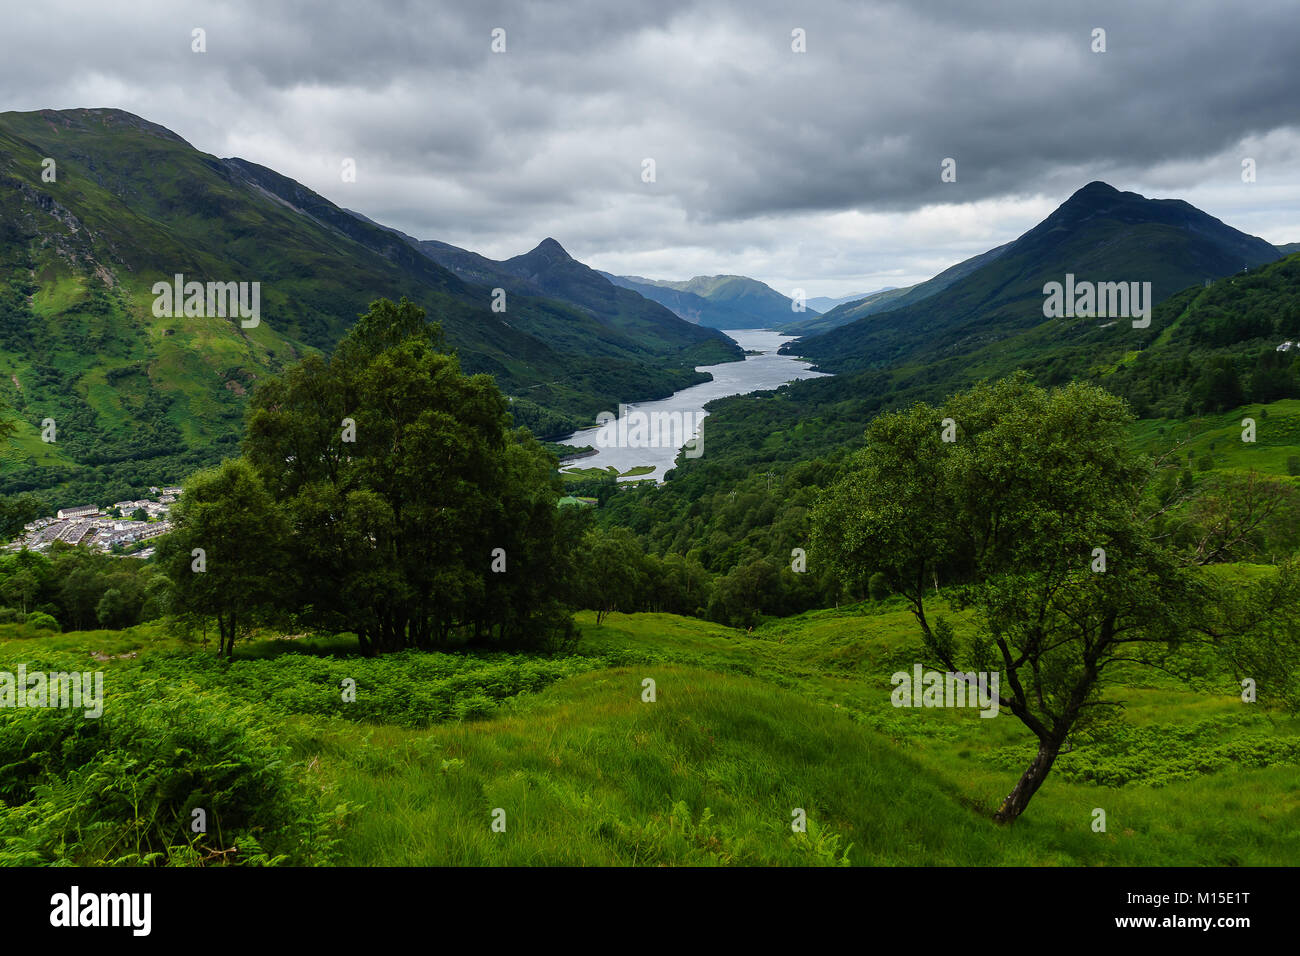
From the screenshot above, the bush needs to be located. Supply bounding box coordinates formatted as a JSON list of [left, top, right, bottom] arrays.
[[24, 611, 59, 631], [135, 648, 603, 728], [0, 670, 350, 866]]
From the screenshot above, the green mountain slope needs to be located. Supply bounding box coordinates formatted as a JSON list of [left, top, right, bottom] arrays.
[[781, 243, 1012, 335], [791, 182, 1282, 373], [664, 239, 1300, 484], [496, 239, 740, 360], [779, 285, 913, 335], [0, 108, 738, 502], [348, 217, 742, 365], [805, 289, 891, 313], [599, 271, 756, 328]]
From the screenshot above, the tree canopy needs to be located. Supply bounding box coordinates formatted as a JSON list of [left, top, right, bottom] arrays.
[[813, 374, 1300, 822], [174, 297, 582, 654]]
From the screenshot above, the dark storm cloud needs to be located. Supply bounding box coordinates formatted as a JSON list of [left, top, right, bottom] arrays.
[[2, 0, 1297, 293]]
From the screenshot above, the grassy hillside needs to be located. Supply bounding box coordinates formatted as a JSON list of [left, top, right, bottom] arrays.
[[5, 595, 1295, 866]]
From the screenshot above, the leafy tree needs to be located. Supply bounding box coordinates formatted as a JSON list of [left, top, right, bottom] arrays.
[[157, 459, 288, 658], [812, 375, 1267, 823], [242, 298, 575, 653], [60, 567, 104, 632], [95, 588, 134, 629], [710, 556, 781, 628], [574, 526, 645, 624], [0, 568, 40, 615]]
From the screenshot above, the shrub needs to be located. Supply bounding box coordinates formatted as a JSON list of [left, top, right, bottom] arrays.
[[0, 673, 350, 866], [25, 611, 59, 631]]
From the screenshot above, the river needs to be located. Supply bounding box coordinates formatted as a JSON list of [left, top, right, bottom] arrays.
[[557, 328, 829, 482]]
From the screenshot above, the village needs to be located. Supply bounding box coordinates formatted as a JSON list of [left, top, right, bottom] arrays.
[[7, 486, 182, 558]]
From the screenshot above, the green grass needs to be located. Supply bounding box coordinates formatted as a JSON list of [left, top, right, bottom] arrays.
[[562, 465, 618, 480], [1131, 399, 1300, 475], [3, 597, 1297, 865]]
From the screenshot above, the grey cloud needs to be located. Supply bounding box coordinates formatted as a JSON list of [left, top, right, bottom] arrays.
[[3, 0, 1297, 295]]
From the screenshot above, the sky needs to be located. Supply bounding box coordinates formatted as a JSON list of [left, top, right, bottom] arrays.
[[4, 0, 1299, 298]]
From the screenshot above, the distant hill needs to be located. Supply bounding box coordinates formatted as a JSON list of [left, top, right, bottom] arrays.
[[497, 240, 739, 357], [782, 244, 1012, 336], [790, 182, 1282, 373], [360, 223, 741, 363], [602, 273, 814, 328], [668, 238, 1300, 485], [0, 107, 739, 502], [1277, 242, 1300, 256], [598, 272, 750, 328], [804, 290, 893, 313]]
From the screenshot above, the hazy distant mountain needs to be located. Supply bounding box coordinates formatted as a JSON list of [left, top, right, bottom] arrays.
[[497, 239, 741, 357], [782, 244, 1012, 336], [791, 181, 1282, 373], [602, 273, 815, 328], [392, 231, 740, 361], [598, 272, 749, 328], [342, 216, 739, 364], [780, 285, 914, 335], [805, 289, 895, 313], [1278, 242, 1300, 256]]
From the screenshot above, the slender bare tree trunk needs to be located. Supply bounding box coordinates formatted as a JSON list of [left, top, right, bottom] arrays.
[[994, 737, 1061, 823]]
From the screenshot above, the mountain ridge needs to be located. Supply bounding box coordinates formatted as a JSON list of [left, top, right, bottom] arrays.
[[0, 107, 738, 503], [787, 181, 1282, 372]]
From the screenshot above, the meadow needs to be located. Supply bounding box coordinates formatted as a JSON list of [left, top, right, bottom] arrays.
[[3, 585, 1295, 866]]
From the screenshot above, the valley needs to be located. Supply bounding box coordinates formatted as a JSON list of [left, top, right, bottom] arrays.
[[557, 329, 828, 482], [2, 92, 1299, 884]]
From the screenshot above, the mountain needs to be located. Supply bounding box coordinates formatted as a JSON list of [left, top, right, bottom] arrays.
[[495, 240, 739, 357], [1277, 242, 1300, 256], [0, 107, 739, 502], [598, 272, 751, 328], [347, 217, 739, 363], [790, 182, 1282, 373], [781, 244, 1012, 336], [601, 273, 814, 328], [805, 289, 895, 313], [665, 238, 1300, 488]]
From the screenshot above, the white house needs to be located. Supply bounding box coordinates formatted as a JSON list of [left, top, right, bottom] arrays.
[[56, 505, 99, 520]]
